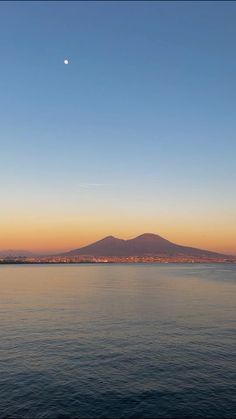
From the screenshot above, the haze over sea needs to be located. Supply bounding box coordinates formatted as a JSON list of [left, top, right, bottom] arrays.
[[0, 264, 235, 418]]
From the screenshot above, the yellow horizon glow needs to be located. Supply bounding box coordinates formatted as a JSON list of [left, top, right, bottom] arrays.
[[1, 214, 236, 255]]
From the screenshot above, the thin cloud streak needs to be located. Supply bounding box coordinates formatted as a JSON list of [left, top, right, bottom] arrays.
[[78, 183, 116, 188]]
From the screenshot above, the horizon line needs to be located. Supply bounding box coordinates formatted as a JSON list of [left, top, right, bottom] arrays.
[[1, 232, 235, 256]]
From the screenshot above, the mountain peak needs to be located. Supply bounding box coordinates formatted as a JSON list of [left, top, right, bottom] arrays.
[[103, 235, 116, 240], [135, 233, 164, 239], [129, 233, 172, 244], [61, 232, 226, 258]]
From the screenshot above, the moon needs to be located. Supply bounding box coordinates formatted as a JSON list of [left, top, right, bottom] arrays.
[[64, 59, 69, 65]]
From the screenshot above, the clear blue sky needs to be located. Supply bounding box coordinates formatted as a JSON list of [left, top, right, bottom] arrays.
[[0, 1, 236, 253]]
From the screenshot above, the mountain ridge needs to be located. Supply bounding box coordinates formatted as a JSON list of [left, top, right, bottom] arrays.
[[59, 233, 229, 258], [0, 249, 34, 257]]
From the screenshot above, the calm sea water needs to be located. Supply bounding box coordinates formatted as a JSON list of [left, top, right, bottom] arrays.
[[0, 264, 235, 419]]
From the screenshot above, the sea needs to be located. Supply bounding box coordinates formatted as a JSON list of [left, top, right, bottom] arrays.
[[0, 264, 235, 419]]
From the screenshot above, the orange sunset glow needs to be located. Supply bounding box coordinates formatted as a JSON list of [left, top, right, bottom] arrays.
[[1, 212, 236, 255]]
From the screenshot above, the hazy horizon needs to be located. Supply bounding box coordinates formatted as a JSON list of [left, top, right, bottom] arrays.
[[0, 231, 236, 256], [1, 2, 236, 254]]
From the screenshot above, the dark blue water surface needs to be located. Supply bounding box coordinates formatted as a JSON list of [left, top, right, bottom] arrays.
[[0, 264, 235, 418]]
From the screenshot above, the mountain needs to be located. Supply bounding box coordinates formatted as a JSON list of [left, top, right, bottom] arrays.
[[0, 249, 34, 258], [61, 233, 228, 258]]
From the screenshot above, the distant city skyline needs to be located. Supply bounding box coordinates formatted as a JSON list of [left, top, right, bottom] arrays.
[[1, 2, 236, 254]]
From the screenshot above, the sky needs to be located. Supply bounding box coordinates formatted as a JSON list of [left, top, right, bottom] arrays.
[[0, 1, 236, 254]]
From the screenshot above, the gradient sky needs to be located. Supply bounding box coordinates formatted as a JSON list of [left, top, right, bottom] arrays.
[[1, 1, 236, 254]]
